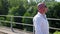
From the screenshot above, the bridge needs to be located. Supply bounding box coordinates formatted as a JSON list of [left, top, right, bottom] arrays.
[[0, 26, 33, 34], [0, 15, 60, 34]]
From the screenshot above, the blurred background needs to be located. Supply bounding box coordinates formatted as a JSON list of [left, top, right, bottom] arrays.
[[0, 0, 60, 34]]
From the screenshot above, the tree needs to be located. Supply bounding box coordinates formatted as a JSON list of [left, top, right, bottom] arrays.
[[22, 1, 37, 31], [46, 2, 60, 33], [7, 0, 27, 29], [0, 0, 9, 15]]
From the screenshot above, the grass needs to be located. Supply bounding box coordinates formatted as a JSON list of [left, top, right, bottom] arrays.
[[54, 31, 60, 34]]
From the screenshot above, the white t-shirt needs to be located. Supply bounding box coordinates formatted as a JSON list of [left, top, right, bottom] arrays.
[[33, 12, 49, 34]]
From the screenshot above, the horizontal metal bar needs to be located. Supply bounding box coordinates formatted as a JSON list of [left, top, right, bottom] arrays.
[[0, 15, 33, 18], [0, 20, 33, 26], [15, 23, 33, 26], [48, 18, 60, 20], [0, 20, 60, 30], [0, 15, 60, 20], [49, 27, 60, 30]]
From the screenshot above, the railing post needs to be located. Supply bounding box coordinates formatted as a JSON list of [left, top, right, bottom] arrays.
[[10, 16, 14, 32], [0, 20, 1, 26], [33, 26, 35, 34]]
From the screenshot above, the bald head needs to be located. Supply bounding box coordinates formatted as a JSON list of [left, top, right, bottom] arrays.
[[37, 2, 48, 14], [37, 2, 46, 9]]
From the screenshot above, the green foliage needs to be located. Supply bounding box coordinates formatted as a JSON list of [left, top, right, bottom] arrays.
[[0, 0, 60, 32], [47, 2, 60, 28], [22, 1, 37, 32], [46, 2, 60, 33], [54, 31, 60, 34], [0, 0, 9, 15], [0, 17, 5, 20], [8, 6, 19, 15]]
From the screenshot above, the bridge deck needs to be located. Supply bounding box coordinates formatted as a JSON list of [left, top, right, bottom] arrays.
[[0, 26, 33, 34]]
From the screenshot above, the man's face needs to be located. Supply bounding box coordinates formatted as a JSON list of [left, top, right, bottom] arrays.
[[38, 6, 48, 14], [38, 3, 48, 14], [44, 6, 48, 13]]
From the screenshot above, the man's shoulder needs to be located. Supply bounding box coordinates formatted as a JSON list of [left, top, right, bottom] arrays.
[[33, 14, 42, 20]]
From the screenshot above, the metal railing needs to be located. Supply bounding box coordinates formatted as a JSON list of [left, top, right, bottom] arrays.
[[0, 15, 60, 34]]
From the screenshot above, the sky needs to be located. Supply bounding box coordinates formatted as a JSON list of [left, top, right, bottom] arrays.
[[55, 0, 60, 2], [28, 0, 60, 2]]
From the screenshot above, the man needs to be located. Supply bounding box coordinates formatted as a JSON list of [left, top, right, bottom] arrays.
[[33, 2, 49, 34]]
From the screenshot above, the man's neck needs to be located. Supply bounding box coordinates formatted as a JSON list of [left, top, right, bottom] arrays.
[[38, 12, 45, 15]]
